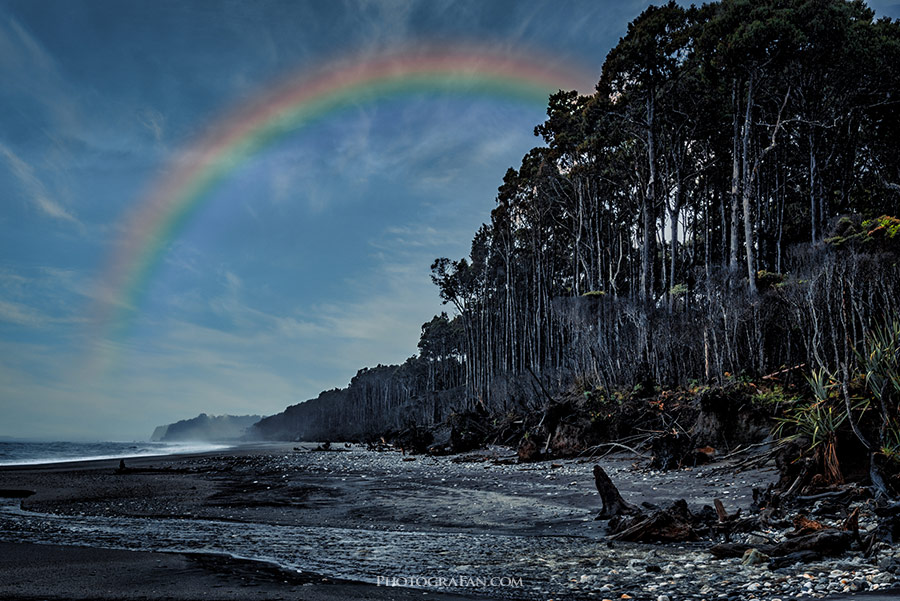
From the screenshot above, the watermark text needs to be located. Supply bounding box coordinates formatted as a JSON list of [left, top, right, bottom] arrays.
[[376, 575, 523, 588]]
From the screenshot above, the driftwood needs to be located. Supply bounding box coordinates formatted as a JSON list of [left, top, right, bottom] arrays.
[[796, 489, 854, 503], [769, 550, 822, 568], [710, 530, 853, 561], [610, 499, 699, 542], [593, 465, 639, 519], [843, 507, 860, 530], [715, 498, 740, 523], [789, 514, 830, 537], [594, 464, 728, 543], [775, 530, 853, 555], [711, 498, 753, 541]]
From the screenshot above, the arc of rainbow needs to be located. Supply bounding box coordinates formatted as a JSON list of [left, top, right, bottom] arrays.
[[90, 46, 591, 358]]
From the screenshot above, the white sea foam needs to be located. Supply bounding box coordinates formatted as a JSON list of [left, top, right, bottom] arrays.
[[0, 441, 231, 466]]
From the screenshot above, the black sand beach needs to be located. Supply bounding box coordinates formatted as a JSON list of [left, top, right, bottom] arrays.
[[0, 542, 488, 601], [1, 444, 897, 600]]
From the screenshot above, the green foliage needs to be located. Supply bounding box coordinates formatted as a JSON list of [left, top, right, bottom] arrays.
[[669, 283, 688, 297], [807, 367, 835, 405], [773, 369, 839, 444], [861, 216, 900, 240], [752, 385, 798, 407], [723, 371, 754, 385], [826, 215, 900, 249], [881, 421, 900, 464], [756, 271, 785, 291], [772, 319, 900, 483], [773, 368, 850, 483], [861, 319, 900, 408], [581, 290, 606, 298]]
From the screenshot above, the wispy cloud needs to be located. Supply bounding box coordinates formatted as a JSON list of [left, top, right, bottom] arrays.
[[0, 267, 90, 328], [0, 15, 78, 130], [136, 108, 166, 144], [0, 300, 48, 327], [0, 141, 80, 226]]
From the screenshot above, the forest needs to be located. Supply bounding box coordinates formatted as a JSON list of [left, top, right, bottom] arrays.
[[253, 0, 900, 492]]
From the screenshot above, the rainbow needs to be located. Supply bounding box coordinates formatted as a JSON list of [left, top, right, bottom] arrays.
[[91, 46, 591, 340]]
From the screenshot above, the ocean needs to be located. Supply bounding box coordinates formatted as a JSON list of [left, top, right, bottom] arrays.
[[0, 440, 231, 466]]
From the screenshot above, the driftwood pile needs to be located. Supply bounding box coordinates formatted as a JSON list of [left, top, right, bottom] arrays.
[[592, 464, 882, 568]]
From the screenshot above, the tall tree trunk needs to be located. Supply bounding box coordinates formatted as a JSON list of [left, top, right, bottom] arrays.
[[730, 79, 741, 271], [741, 76, 758, 295], [669, 160, 683, 312], [642, 94, 657, 302], [809, 132, 818, 243]]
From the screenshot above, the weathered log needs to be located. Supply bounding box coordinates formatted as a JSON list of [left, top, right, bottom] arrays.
[[872, 501, 900, 543], [709, 542, 769, 559], [841, 507, 860, 533], [788, 514, 829, 537], [711, 530, 853, 559], [714, 498, 741, 522], [593, 465, 639, 519], [796, 489, 853, 503], [762, 363, 806, 381], [769, 550, 822, 569], [610, 499, 699, 543], [714, 498, 728, 522], [772, 530, 853, 556]]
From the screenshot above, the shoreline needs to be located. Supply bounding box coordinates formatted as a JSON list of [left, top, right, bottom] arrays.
[[0, 440, 289, 471], [0, 541, 489, 601], [1, 444, 898, 600]]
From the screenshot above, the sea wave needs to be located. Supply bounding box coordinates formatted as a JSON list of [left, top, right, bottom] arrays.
[[0, 441, 231, 466]]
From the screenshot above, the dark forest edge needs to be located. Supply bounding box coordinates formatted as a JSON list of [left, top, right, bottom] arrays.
[[253, 0, 900, 501]]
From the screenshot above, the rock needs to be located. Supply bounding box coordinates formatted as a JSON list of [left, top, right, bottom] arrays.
[[742, 548, 770, 566]]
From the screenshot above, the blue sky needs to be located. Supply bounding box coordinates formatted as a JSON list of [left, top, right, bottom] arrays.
[[2, 0, 898, 441]]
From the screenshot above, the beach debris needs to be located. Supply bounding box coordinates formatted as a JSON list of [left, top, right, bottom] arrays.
[[593, 465, 639, 520], [592, 464, 745, 543], [518, 436, 541, 462], [709, 530, 853, 561], [312, 442, 349, 452], [393, 424, 433, 455], [649, 431, 691, 471], [593, 463, 703, 542], [790, 514, 830, 536], [609, 498, 700, 543]]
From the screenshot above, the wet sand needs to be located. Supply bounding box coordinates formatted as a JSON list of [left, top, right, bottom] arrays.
[[0, 445, 495, 601], [0, 542, 486, 601], [0, 443, 896, 600]]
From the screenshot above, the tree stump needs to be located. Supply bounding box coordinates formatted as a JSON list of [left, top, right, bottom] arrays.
[[593, 465, 639, 519]]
